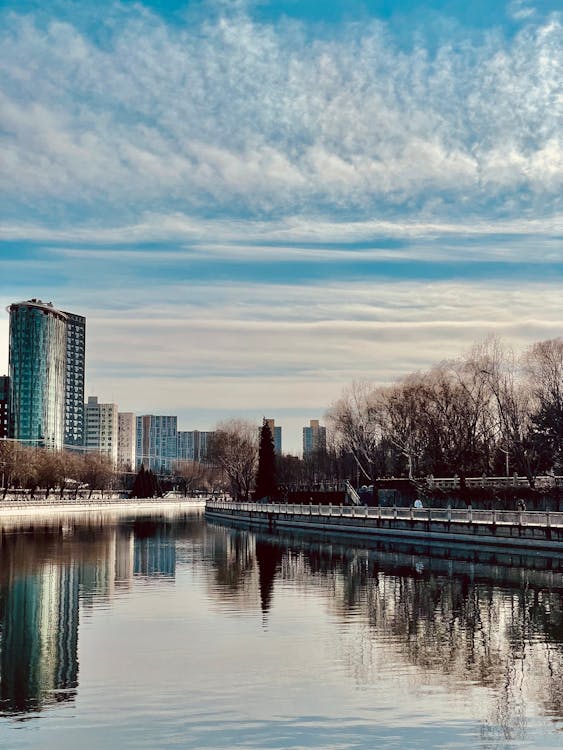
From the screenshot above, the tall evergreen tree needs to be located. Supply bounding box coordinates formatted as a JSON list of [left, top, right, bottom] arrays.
[[131, 464, 146, 498], [131, 464, 162, 498], [255, 420, 278, 501]]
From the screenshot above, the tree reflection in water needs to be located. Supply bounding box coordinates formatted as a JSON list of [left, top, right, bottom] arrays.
[[206, 522, 563, 737]]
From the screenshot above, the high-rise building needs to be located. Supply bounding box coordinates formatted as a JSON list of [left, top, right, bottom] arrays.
[[84, 396, 118, 464], [117, 413, 136, 468], [7, 299, 85, 450], [136, 415, 178, 473], [264, 419, 282, 455], [0, 376, 9, 439], [177, 430, 214, 462], [303, 419, 327, 456], [64, 312, 86, 449], [8, 300, 68, 449]]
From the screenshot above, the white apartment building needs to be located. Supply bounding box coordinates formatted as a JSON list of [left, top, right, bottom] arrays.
[[117, 412, 136, 469], [84, 396, 118, 464]]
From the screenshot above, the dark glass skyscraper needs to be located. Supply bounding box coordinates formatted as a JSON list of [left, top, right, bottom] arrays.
[[8, 300, 85, 450], [63, 311, 86, 448], [0, 376, 9, 439]]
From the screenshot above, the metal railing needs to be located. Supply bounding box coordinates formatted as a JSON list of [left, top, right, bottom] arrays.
[[426, 475, 563, 489], [206, 499, 563, 529]]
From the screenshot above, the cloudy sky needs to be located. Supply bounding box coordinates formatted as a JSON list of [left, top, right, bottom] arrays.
[[0, 0, 561, 452]]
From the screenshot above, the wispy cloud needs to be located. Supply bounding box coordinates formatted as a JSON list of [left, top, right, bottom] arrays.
[[2, 212, 563, 248], [507, 1, 537, 21], [0, 6, 561, 231]]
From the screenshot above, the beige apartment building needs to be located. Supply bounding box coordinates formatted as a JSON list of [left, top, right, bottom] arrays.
[[117, 412, 136, 469], [84, 396, 118, 464]]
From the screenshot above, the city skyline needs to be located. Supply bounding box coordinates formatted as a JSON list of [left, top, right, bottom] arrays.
[[0, 0, 561, 454]]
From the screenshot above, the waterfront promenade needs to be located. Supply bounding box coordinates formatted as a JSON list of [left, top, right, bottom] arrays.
[[0, 493, 205, 522], [206, 499, 563, 552]]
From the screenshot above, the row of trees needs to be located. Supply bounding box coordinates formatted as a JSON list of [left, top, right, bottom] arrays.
[[327, 337, 562, 486], [206, 337, 562, 498], [0, 441, 115, 499]]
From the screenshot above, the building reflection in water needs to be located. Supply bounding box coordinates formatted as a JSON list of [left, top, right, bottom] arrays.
[[0, 514, 186, 717], [132, 520, 176, 579], [0, 562, 79, 715]]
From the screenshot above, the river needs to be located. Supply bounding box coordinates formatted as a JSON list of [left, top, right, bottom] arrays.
[[0, 508, 562, 749]]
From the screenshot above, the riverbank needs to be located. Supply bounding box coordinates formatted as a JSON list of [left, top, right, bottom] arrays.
[[0, 495, 205, 523], [206, 499, 563, 553]]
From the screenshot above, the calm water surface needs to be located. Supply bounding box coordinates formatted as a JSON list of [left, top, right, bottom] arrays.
[[0, 509, 562, 749]]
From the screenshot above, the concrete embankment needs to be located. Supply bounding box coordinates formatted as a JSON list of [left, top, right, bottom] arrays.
[[206, 501, 563, 553], [0, 496, 205, 524]]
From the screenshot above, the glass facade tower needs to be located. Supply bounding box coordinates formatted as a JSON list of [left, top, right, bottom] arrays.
[[303, 419, 327, 456], [0, 375, 9, 439], [8, 301, 68, 449], [8, 300, 86, 450], [64, 312, 86, 448]]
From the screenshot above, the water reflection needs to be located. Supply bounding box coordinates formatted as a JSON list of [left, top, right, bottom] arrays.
[[255, 540, 283, 618], [0, 512, 196, 716], [0, 561, 79, 715], [0, 511, 562, 748], [205, 522, 563, 737]]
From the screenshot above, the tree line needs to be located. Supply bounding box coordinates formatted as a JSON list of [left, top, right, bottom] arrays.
[[0, 442, 115, 499], [1, 336, 560, 499], [327, 336, 562, 487], [207, 336, 562, 498]]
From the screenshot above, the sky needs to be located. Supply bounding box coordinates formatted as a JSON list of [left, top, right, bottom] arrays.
[[0, 0, 561, 453]]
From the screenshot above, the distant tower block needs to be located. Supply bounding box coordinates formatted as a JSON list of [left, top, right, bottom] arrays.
[[303, 419, 327, 456], [263, 419, 282, 455]]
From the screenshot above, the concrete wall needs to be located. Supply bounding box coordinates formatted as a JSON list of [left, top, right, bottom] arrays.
[[206, 504, 563, 553]]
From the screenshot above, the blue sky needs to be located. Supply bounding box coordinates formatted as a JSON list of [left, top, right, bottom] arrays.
[[0, 0, 561, 452]]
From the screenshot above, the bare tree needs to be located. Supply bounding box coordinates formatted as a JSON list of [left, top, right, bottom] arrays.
[[421, 359, 495, 484], [35, 449, 66, 499], [208, 419, 258, 501], [0, 441, 39, 499], [80, 452, 115, 498], [173, 459, 208, 496], [468, 337, 540, 485], [524, 337, 563, 471], [379, 374, 430, 479], [326, 381, 383, 482]]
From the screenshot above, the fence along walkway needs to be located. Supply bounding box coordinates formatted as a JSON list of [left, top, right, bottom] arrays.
[[206, 500, 563, 552], [426, 475, 563, 489], [207, 500, 563, 528]]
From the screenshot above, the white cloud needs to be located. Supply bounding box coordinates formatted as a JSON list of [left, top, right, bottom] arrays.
[[2, 211, 563, 249], [507, 2, 537, 21], [0, 8, 561, 224], [0, 4, 561, 452]]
